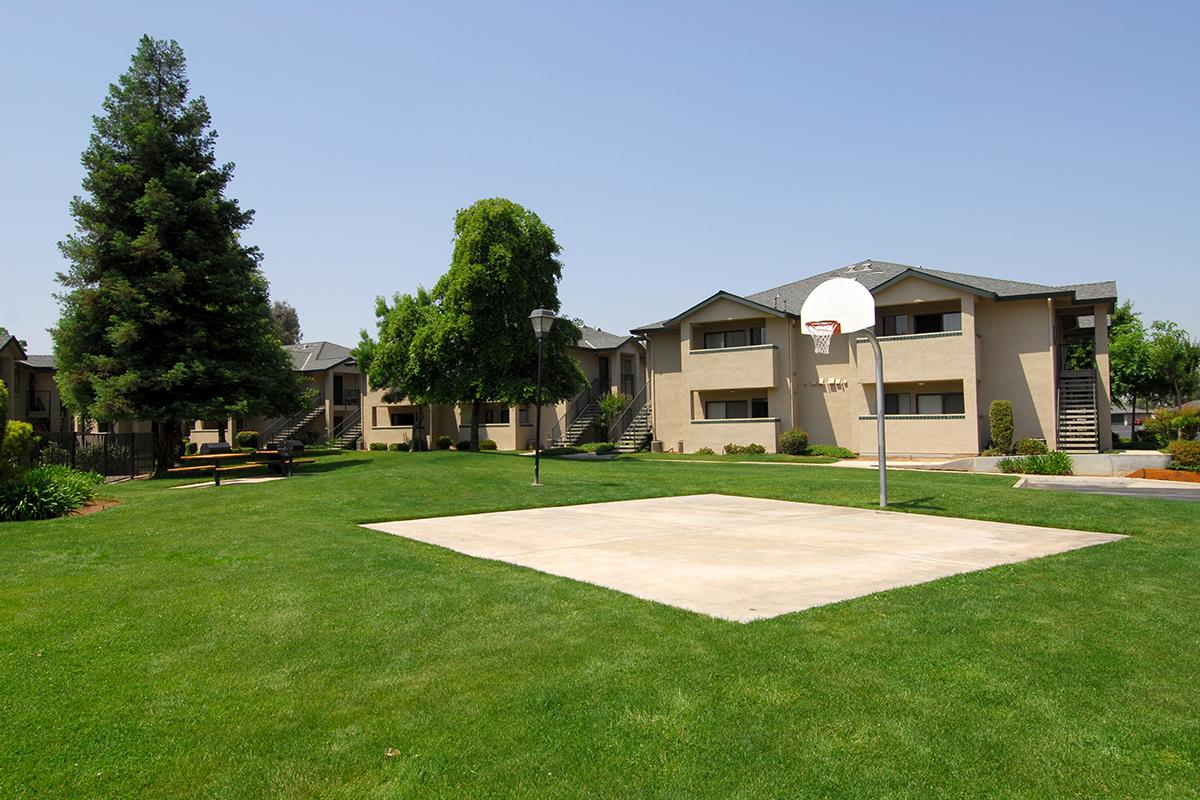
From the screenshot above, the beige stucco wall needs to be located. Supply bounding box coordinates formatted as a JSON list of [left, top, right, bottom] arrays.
[[976, 298, 1056, 447]]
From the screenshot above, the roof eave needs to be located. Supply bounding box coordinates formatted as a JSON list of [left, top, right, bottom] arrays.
[[640, 290, 795, 333]]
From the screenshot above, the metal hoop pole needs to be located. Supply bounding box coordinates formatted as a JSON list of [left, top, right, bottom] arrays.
[[863, 330, 888, 508]]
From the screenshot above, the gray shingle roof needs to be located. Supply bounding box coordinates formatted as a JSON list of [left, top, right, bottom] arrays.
[[633, 259, 1117, 332], [0, 334, 18, 354], [284, 341, 356, 372], [746, 260, 1117, 313], [576, 325, 635, 350], [20, 355, 56, 369]]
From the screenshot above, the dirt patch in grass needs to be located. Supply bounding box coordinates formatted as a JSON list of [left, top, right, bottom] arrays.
[[1126, 468, 1200, 483], [71, 498, 121, 516]]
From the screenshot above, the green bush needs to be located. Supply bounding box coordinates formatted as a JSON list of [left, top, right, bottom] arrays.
[[183, 440, 199, 456], [235, 430, 259, 449], [435, 435, 453, 450], [1115, 436, 1160, 451], [1, 420, 37, 481], [778, 427, 809, 455], [724, 443, 767, 455], [1144, 408, 1200, 445], [37, 441, 70, 466], [387, 442, 403, 451], [989, 400, 1014, 454], [456, 440, 472, 451], [74, 442, 133, 475], [694, 447, 715, 455], [1015, 437, 1048, 455], [805, 444, 857, 459], [981, 447, 1006, 457], [368, 442, 387, 451], [1166, 439, 1200, 469], [479, 439, 497, 451], [575, 442, 615, 454], [998, 451, 1073, 475], [0, 465, 103, 522]]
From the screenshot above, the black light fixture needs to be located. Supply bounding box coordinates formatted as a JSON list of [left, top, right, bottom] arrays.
[[529, 308, 556, 485]]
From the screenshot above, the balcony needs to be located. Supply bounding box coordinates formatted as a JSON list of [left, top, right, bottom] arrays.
[[685, 344, 777, 391], [855, 331, 972, 384], [332, 388, 361, 407], [855, 412, 978, 455], [26, 390, 51, 418]]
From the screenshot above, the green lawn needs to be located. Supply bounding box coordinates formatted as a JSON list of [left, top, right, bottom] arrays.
[[1, 452, 1197, 798]]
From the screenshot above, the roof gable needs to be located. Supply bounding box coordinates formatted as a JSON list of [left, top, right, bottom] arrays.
[[284, 341, 356, 372], [632, 290, 791, 333]]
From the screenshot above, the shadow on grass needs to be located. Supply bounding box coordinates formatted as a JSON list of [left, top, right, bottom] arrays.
[[887, 496, 947, 511]]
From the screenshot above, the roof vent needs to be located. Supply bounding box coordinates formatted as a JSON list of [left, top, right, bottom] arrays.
[[773, 293, 780, 309]]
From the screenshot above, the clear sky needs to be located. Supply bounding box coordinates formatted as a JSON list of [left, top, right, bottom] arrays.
[[2, 1, 1197, 354]]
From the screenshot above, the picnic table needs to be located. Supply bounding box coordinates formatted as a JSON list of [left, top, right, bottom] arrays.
[[167, 447, 317, 485]]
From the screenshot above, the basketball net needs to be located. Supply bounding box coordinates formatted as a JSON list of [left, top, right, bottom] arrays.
[[805, 320, 840, 355]]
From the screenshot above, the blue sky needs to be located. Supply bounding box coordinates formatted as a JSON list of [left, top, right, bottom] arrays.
[[2, 1, 1197, 353]]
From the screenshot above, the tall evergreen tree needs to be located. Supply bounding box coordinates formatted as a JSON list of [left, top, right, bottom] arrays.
[[55, 36, 305, 474], [271, 300, 302, 345]]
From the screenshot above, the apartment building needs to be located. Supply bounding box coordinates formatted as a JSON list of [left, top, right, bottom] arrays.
[[361, 325, 648, 451], [0, 334, 73, 434], [633, 260, 1117, 456]]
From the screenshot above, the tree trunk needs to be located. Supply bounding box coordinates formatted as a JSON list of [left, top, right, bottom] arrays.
[[470, 399, 481, 451], [1129, 396, 1137, 442], [152, 419, 179, 477]]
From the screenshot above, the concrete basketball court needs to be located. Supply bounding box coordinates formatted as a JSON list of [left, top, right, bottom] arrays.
[[362, 494, 1123, 622]]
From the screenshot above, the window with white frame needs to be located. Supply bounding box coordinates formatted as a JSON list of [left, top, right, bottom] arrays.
[[705, 397, 769, 419], [916, 393, 965, 414]]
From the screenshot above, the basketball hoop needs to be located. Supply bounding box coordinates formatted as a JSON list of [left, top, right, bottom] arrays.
[[804, 320, 840, 355]]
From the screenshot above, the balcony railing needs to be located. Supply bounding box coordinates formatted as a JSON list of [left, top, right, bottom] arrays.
[[26, 390, 51, 417], [332, 388, 361, 407]]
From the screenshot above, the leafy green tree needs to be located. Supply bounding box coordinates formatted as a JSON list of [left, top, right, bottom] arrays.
[[270, 301, 302, 345], [357, 198, 585, 450], [1146, 321, 1200, 408], [596, 392, 627, 442], [54, 36, 305, 474], [0, 327, 28, 349], [1108, 301, 1157, 440]]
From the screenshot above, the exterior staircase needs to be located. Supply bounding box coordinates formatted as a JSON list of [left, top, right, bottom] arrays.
[[614, 403, 652, 453], [1056, 370, 1099, 452], [261, 404, 324, 448], [332, 409, 362, 450], [553, 402, 599, 447]]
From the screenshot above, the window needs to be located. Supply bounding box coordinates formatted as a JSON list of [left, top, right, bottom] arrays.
[[389, 410, 416, 427], [914, 311, 962, 334], [483, 406, 510, 425], [884, 393, 912, 415], [751, 397, 769, 418], [882, 315, 910, 336], [703, 329, 748, 349], [750, 326, 766, 345], [916, 393, 965, 414], [519, 406, 531, 425], [706, 400, 749, 419]]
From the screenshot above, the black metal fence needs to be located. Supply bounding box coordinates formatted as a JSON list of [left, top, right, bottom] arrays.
[[32, 432, 157, 478]]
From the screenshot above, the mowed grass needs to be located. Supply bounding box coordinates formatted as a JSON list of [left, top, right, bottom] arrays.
[[0, 451, 1197, 798]]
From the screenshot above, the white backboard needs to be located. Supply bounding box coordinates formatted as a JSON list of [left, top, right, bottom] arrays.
[[800, 277, 875, 334]]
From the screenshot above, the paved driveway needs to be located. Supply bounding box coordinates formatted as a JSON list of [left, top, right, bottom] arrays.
[[362, 494, 1123, 622]]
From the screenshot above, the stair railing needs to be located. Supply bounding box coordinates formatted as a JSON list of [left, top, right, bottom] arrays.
[[607, 385, 648, 444], [260, 394, 325, 446], [549, 377, 606, 444], [331, 408, 361, 443]]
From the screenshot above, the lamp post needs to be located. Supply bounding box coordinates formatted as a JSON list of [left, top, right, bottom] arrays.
[[529, 308, 556, 485]]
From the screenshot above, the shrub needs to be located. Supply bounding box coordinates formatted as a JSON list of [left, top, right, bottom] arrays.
[[368, 442, 387, 451], [998, 451, 1073, 475], [988, 400, 1014, 453], [0, 465, 103, 522], [576, 442, 615, 455], [435, 435, 453, 450], [806, 444, 857, 459], [1015, 437, 1048, 455], [1, 420, 36, 481], [235, 430, 259, 449], [1144, 408, 1200, 445], [479, 439, 497, 451], [387, 442, 403, 451], [37, 441, 71, 466], [456, 440, 472, 451], [778, 427, 809, 455], [183, 440, 199, 456], [1115, 437, 1160, 451], [74, 442, 133, 475], [981, 447, 1006, 457], [397, 441, 411, 452], [694, 447, 715, 455], [1166, 439, 1200, 469], [723, 443, 767, 455]]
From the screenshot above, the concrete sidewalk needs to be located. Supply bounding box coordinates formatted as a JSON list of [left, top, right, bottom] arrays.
[[363, 494, 1122, 622]]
